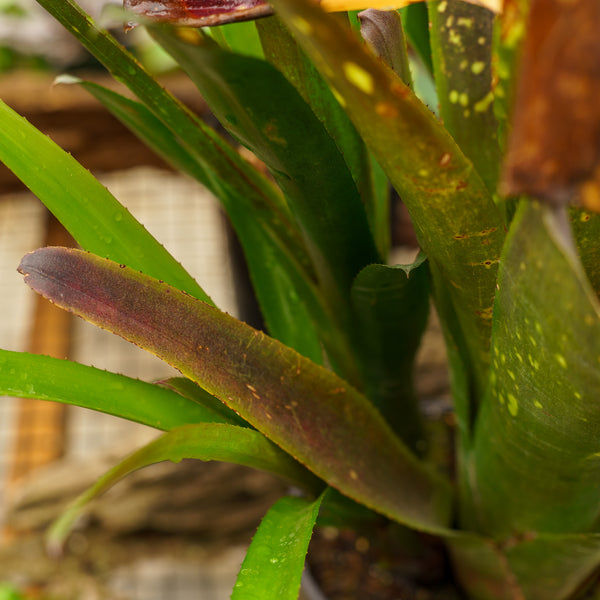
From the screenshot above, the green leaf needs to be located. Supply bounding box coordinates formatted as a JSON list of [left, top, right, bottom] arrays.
[[267, 0, 505, 403], [428, 1, 500, 195], [58, 76, 325, 362], [256, 16, 386, 257], [350, 256, 429, 452], [149, 27, 381, 302], [157, 377, 249, 428], [470, 202, 600, 536], [448, 530, 600, 600], [48, 423, 322, 551], [19, 247, 453, 534], [0, 99, 209, 301], [0, 350, 215, 431], [232, 492, 324, 600]]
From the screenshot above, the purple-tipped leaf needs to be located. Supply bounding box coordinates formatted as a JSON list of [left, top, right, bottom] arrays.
[[19, 247, 452, 533]]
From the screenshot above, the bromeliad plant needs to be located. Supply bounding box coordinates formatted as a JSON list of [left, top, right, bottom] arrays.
[[2, 0, 600, 597]]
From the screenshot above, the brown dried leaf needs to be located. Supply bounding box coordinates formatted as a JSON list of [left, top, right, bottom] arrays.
[[502, 0, 600, 208]]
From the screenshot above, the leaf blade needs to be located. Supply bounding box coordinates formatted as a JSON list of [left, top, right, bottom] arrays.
[[0, 350, 217, 431], [48, 423, 322, 550], [232, 493, 324, 600], [19, 247, 453, 533]]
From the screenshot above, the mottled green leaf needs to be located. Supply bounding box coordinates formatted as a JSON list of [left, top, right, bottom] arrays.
[[19, 247, 452, 534], [232, 493, 324, 600], [0, 350, 215, 431], [428, 0, 500, 194], [351, 256, 429, 452], [471, 202, 600, 536], [267, 0, 505, 403], [48, 423, 321, 551]]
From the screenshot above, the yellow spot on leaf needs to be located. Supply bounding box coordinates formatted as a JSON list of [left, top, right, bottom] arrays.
[[555, 354, 568, 369], [437, 0, 448, 12], [474, 91, 494, 113], [343, 62, 374, 94], [507, 394, 518, 416], [331, 86, 347, 108], [350, 469, 359, 480], [449, 90, 459, 104], [471, 61, 485, 75]]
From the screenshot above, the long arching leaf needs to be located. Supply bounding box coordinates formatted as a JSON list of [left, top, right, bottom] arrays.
[[19, 247, 452, 534]]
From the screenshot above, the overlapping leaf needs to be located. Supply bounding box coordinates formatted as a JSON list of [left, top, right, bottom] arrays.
[[19, 247, 453, 534], [0, 99, 209, 301], [55, 76, 326, 362], [48, 423, 322, 551], [350, 257, 429, 451], [471, 202, 600, 536], [0, 350, 217, 430], [149, 26, 381, 303], [267, 0, 505, 405]]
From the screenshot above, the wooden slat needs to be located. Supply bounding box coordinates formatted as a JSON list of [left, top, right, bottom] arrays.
[[8, 212, 74, 484]]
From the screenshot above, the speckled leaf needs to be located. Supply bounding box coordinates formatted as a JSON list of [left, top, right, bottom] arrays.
[[428, 0, 501, 194], [149, 26, 381, 303], [0, 350, 220, 431], [231, 493, 324, 600], [350, 256, 429, 452], [470, 201, 600, 536], [19, 247, 453, 534], [48, 423, 322, 551], [267, 0, 505, 402]]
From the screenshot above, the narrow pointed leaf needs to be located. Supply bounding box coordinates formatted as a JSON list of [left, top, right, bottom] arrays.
[[157, 376, 249, 427], [0, 99, 209, 301], [48, 423, 322, 551], [149, 26, 381, 302], [267, 0, 505, 401], [471, 202, 600, 536], [350, 257, 429, 451], [232, 492, 324, 600], [19, 247, 453, 533], [0, 350, 217, 431]]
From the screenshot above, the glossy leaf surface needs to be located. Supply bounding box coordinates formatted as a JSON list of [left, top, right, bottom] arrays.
[[267, 0, 505, 405], [0, 99, 209, 301], [350, 257, 429, 451], [0, 350, 214, 431], [19, 247, 452, 534], [48, 423, 321, 550], [232, 493, 324, 599], [471, 202, 600, 536]]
